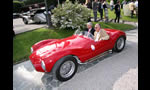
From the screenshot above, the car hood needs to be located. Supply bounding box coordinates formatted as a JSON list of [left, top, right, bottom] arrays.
[[33, 35, 90, 59]]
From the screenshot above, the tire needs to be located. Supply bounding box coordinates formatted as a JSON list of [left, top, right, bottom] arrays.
[[23, 18, 28, 24], [113, 36, 126, 52], [52, 55, 78, 82]]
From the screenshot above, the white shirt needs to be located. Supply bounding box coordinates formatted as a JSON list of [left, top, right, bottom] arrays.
[[88, 28, 92, 33], [87, 28, 92, 36], [134, 1, 138, 8], [110, 1, 114, 6], [95, 31, 101, 41]]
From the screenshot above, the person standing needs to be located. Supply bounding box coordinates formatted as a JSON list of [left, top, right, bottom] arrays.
[[134, 0, 138, 8], [92, 0, 99, 22], [86, 0, 92, 22], [98, 0, 104, 21], [110, 0, 114, 11], [129, 0, 135, 18], [103, 0, 109, 23], [86, 0, 92, 9], [121, 0, 127, 9], [114, 1, 121, 23], [134, 0, 138, 17]]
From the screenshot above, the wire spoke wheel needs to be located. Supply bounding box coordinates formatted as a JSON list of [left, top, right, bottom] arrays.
[[60, 60, 75, 78], [52, 55, 78, 81], [113, 36, 126, 52], [117, 37, 125, 50]]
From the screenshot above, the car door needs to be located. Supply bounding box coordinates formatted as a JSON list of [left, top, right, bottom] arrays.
[[80, 39, 109, 62], [79, 35, 111, 62], [89, 39, 111, 58]]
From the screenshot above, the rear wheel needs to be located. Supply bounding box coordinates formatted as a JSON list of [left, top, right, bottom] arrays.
[[52, 55, 78, 81], [113, 36, 126, 52]]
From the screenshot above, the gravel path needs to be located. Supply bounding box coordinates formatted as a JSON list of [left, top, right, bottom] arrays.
[[13, 18, 46, 34], [113, 67, 138, 90]]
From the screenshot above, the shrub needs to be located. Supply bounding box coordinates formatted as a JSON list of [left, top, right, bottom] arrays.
[[51, 0, 91, 30], [13, 1, 24, 13]]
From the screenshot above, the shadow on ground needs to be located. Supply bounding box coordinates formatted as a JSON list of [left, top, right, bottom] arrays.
[[28, 22, 46, 25], [41, 53, 114, 89]]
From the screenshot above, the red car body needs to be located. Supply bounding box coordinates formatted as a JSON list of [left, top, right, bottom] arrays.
[[29, 29, 126, 73]]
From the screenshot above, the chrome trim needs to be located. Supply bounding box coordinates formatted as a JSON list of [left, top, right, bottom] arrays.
[[60, 61, 75, 78], [73, 50, 112, 65], [108, 49, 113, 54], [41, 60, 46, 72], [73, 56, 83, 64], [31, 47, 33, 53], [85, 50, 110, 63], [117, 38, 124, 50], [91, 45, 95, 51]]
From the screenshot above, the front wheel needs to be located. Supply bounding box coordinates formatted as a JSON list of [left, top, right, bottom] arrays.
[[113, 36, 126, 52], [52, 55, 78, 82]]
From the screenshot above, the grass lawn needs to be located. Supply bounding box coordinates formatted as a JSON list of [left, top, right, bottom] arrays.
[[13, 22, 136, 64], [91, 9, 138, 22], [13, 28, 75, 63]]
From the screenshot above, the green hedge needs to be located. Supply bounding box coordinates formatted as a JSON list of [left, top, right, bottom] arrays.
[[13, 1, 24, 13], [51, 0, 91, 30]]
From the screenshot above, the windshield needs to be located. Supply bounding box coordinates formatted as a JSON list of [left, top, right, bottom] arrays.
[[74, 30, 94, 40]]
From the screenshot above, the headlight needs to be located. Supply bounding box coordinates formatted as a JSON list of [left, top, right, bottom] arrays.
[[31, 47, 33, 53], [41, 60, 46, 72]]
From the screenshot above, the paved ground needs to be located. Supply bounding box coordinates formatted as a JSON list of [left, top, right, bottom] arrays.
[[13, 28, 138, 90], [13, 18, 46, 34], [113, 67, 138, 90]]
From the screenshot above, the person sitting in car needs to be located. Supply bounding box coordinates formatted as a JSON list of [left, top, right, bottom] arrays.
[[85, 22, 95, 35], [94, 24, 109, 41]]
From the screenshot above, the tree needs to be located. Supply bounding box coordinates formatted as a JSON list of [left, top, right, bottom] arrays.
[[44, 0, 52, 28], [13, 1, 25, 13]]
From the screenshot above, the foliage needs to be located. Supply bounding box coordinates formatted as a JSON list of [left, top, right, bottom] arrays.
[[13, 1, 25, 13], [51, 0, 91, 30]]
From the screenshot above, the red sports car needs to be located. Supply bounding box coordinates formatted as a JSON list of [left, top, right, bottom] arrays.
[[29, 29, 126, 81]]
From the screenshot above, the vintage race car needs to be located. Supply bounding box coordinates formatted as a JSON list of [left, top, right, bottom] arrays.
[[29, 29, 126, 81], [20, 8, 49, 24]]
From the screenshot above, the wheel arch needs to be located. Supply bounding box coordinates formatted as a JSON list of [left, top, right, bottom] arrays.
[[50, 54, 78, 81], [46, 52, 80, 73], [112, 35, 126, 52], [112, 33, 126, 49]]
